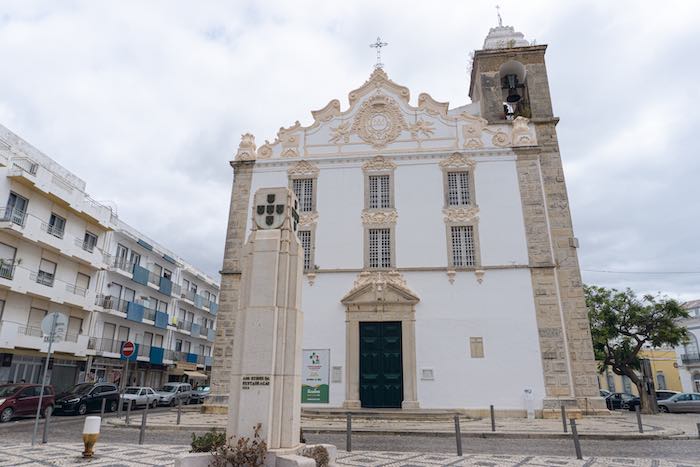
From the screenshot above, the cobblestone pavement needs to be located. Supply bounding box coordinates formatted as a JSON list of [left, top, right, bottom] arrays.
[[336, 451, 700, 466], [105, 411, 698, 438], [1, 444, 698, 467]]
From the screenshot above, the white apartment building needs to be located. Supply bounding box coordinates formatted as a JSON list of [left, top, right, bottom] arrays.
[[678, 300, 700, 392], [0, 124, 219, 394]]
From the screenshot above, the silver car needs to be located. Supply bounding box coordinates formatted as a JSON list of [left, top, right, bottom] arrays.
[[120, 387, 159, 409], [658, 392, 700, 413], [156, 383, 192, 406]]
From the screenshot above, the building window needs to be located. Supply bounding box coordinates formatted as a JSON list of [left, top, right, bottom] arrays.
[[163, 268, 172, 280], [37, 258, 57, 287], [47, 213, 66, 238], [450, 225, 476, 267], [368, 228, 391, 269], [656, 372, 667, 390], [292, 178, 315, 212], [83, 231, 98, 253], [298, 230, 313, 271], [368, 175, 391, 209], [0, 299, 5, 322], [175, 339, 182, 352], [5, 192, 28, 226], [0, 242, 17, 280], [447, 171, 471, 206], [469, 337, 484, 358]]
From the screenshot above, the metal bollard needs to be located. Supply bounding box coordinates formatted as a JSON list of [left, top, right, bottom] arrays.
[[696, 422, 700, 440], [126, 400, 132, 426], [569, 418, 582, 460], [138, 399, 149, 445], [177, 399, 182, 425], [453, 415, 463, 456], [346, 413, 352, 452], [41, 406, 52, 444], [117, 394, 122, 419], [490, 405, 496, 432], [634, 405, 643, 433], [561, 405, 567, 433], [100, 398, 106, 418]]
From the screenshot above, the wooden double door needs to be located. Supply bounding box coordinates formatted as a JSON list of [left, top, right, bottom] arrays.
[[359, 321, 403, 408]]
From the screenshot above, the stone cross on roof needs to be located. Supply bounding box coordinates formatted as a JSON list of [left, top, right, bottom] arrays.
[[369, 37, 388, 69]]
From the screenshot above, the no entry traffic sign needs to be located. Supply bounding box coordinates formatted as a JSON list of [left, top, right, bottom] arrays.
[[121, 341, 135, 358]]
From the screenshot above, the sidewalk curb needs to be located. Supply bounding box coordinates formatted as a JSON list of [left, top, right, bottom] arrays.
[[103, 421, 687, 440]]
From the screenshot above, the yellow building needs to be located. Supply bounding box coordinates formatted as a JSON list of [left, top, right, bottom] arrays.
[[597, 348, 683, 395]]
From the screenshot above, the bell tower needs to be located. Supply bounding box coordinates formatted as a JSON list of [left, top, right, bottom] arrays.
[[470, 23, 606, 415]]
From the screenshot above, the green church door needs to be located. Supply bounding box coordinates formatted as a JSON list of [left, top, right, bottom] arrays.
[[359, 321, 403, 408]]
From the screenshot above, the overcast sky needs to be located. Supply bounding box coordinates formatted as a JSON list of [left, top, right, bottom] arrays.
[[0, 1, 698, 300]]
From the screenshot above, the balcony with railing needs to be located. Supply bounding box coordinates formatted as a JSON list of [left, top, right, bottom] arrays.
[[176, 320, 193, 333], [95, 294, 130, 314], [41, 221, 65, 239], [30, 270, 55, 287], [0, 207, 27, 229], [74, 236, 95, 253], [0, 261, 15, 280], [681, 353, 700, 365], [0, 320, 88, 355], [8, 156, 114, 228]]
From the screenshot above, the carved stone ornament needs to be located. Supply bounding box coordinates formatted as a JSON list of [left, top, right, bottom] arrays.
[[446, 268, 456, 285], [492, 131, 510, 147], [460, 115, 488, 149], [299, 212, 319, 226], [409, 119, 435, 140], [475, 269, 485, 284], [442, 206, 480, 223], [361, 209, 397, 225], [306, 271, 316, 286], [330, 121, 352, 144], [287, 160, 320, 177], [235, 133, 257, 161], [362, 155, 396, 172], [257, 142, 273, 159], [351, 94, 408, 148], [350, 270, 412, 294], [439, 153, 476, 170], [511, 116, 534, 146]]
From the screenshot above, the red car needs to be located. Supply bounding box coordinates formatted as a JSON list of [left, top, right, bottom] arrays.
[[0, 384, 55, 423]]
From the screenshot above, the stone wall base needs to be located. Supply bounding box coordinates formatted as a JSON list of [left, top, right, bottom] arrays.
[[175, 444, 337, 467]]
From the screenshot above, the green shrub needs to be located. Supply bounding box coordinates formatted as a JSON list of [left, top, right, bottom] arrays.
[[190, 429, 226, 453]]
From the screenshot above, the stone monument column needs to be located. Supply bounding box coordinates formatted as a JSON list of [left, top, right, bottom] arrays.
[[227, 187, 304, 450]]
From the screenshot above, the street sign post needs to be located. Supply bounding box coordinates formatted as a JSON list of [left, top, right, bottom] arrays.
[[32, 311, 68, 446], [121, 341, 135, 394]]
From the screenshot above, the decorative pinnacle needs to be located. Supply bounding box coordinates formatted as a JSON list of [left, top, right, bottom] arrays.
[[369, 36, 388, 69], [496, 4, 503, 27]]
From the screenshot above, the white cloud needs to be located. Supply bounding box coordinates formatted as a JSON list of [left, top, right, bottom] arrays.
[[0, 0, 698, 298]]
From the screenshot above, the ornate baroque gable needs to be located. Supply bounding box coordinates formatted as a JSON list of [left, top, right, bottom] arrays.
[[341, 271, 419, 306], [234, 69, 538, 161]]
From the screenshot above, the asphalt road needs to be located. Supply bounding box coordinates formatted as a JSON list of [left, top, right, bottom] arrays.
[[1, 411, 699, 462]]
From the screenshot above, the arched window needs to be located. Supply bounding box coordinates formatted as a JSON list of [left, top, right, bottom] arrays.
[[684, 333, 700, 358], [656, 372, 667, 390]]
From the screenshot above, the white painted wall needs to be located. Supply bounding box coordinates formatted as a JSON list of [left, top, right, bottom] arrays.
[[249, 153, 543, 409]]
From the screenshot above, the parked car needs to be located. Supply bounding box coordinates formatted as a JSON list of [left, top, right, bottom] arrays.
[[54, 383, 119, 415], [599, 389, 611, 398], [657, 392, 700, 413], [605, 392, 635, 410], [627, 390, 680, 411], [120, 387, 159, 409], [190, 386, 210, 404], [155, 383, 192, 406], [0, 384, 55, 423]]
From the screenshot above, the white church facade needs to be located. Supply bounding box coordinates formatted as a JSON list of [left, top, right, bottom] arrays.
[[208, 24, 604, 417]]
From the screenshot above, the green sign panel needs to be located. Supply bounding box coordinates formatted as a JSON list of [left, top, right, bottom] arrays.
[[301, 349, 329, 403]]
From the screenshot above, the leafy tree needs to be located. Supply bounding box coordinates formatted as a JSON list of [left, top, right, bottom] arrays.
[[585, 285, 689, 414]]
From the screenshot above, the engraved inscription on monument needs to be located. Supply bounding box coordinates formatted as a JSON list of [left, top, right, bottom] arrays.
[[241, 375, 271, 390]]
